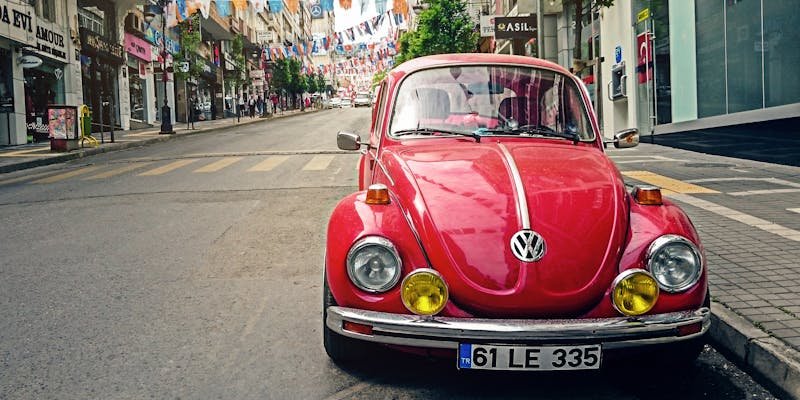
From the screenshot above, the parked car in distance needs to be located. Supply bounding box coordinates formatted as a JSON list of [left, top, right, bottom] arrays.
[[353, 92, 371, 107], [339, 97, 352, 108], [329, 97, 343, 108], [324, 53, 709, 372]]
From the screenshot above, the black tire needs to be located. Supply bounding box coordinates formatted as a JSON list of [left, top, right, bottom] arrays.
[[322, 275, 376, 364]]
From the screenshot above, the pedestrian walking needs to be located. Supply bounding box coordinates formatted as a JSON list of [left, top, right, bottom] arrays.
[[248, 95, 256, 118]]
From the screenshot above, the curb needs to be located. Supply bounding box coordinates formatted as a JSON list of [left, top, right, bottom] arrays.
[[0, 109, 320, 174], [709, 302, 800, 400]]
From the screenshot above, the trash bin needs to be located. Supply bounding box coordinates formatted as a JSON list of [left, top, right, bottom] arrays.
[[48, 105, 79, 152], [79, 105, 91, 138]]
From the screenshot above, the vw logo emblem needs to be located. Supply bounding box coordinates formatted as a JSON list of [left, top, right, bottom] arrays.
[[510, 230, 546, 262]]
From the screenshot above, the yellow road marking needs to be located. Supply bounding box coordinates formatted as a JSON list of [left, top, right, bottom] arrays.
[[248, 156, 290, 172], [302, 155, 335, 171], [31, 166, 101, 184], [194, 157, 243, 173], [622, 171, 718, 195], [139, 159, 197, 176], [84, 162, 152, 180]]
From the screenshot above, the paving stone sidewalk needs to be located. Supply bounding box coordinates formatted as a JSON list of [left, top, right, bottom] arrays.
[[609, 143, 800, 399]]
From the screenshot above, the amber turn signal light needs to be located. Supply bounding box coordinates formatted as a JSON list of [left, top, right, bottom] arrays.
[[634, 185, 663, 205], [365, 184, 390, 205]]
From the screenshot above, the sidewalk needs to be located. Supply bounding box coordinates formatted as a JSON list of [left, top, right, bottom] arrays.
[[607, 144, 800, 399], [0, 108, 316, 174]]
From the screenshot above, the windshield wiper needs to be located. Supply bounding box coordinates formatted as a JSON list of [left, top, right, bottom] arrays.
[[394, 128, 482, 142], [481, 125, 581, 144]]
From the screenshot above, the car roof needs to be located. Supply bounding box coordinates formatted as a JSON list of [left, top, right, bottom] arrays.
[[391, 53, 570, 76]]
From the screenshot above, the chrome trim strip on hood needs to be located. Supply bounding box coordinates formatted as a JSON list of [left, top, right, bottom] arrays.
[[497, 143, 531, 230]]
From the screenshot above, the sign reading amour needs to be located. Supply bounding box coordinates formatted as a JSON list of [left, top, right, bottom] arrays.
[[36, 25, 67, 61], [494, 16, 537, 40]]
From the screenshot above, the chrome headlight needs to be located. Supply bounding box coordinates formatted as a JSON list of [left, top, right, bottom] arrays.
[[646, 235, 703, 293], [346, 236, 402, 293]]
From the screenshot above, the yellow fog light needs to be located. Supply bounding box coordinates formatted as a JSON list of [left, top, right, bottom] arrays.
[[401, 269, 448, 316], [611, 269, 659, 316]]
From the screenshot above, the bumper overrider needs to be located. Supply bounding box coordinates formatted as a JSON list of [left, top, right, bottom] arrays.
[[326, 306, 710, 350]]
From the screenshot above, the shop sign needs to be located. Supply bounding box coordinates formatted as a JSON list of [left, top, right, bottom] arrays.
[[35, 23, 67, 62], [480, 15, 498, 37], [310, 0, 323, 19], [494, 16, 537, 40], [18, 54, 43, 68], [80, 28, 125, 64], [637, 8, 649, 23], [144, 25, 180, 55], [0, 1, 35, 44], [257, 30, 274, 43], [54, 68, 63, 80], [124, 33, 152, 62]]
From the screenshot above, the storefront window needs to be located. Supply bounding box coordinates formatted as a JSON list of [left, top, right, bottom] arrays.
[[128, 59, 146, 121], [763, 0, 800, 108], [24, 61, 66, 142], [695, 0, 726, 118], [725, 0, 762, 113]]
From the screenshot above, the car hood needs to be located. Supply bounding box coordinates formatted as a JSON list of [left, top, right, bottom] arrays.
[[382, 140, 628, 317]]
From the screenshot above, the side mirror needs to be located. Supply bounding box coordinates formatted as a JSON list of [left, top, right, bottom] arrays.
[[609, 128, 639, 149], [337, 131, 362, 151]]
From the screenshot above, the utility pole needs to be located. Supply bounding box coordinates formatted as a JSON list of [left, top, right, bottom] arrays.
[[536, 0, 544, 59]]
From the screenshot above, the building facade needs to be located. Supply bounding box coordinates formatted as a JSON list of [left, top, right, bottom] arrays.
[[0, 0, 82, 145], [599, 0, 800, 138]]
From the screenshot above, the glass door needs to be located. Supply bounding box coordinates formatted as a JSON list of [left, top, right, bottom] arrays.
[[634, 16, 656, 136]]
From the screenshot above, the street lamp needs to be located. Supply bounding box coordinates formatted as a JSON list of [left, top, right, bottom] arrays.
[[144, 1, 175, 134]]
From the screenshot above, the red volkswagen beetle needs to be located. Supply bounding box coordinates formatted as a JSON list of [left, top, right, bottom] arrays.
[[324, 54, 709, 371]]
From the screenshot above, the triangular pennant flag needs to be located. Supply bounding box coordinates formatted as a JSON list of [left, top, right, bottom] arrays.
[[392, 0, 408, 17], [339, 0, 353, 10], [217, 0, 232, 16], [176, 0, 188, 20], [360, 0, 369, 15], [166, 2, 179, 27], [232, 0, 247, 11], [268, 0, 283, 12], [198, 0, 211, 18], [321, 0, 334, 11], [287, 0, 299, 13], [251, 0, 266, 13]]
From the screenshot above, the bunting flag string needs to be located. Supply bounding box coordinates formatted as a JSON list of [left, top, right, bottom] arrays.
[[286, 0, 300, 13], [232, 0, 248, 10]]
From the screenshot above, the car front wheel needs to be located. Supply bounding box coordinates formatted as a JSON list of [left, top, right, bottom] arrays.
[[323, 274, 377, 364]]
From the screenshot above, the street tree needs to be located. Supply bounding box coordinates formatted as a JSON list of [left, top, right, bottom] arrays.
[[224, 34, 247, 113], [394, 0, 478, 64], [371, 69, 387, 89]]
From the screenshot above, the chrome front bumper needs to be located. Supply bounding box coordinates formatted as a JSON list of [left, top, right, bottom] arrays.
[[326, 306, 711, 350]]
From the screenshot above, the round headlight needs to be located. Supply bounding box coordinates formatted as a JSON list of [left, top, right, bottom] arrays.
[[401, 269, 448, 316], [346, 236, 402, 293], [612, 269, 659, 316], [646, 235, 703, 293]]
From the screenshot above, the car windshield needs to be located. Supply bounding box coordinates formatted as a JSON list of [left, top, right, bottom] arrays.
[[389, 65, 594, 141]]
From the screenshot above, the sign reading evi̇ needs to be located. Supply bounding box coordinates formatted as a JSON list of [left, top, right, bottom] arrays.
[[493, 16, 537, 40]]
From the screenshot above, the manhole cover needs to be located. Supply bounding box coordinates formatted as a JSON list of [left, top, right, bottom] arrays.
[[683, 162, 735, 168]]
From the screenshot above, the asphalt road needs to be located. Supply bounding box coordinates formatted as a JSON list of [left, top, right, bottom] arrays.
[[0, 108, 780, 399]]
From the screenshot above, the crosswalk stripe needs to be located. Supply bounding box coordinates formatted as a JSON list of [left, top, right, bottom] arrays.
[[0, 170, 63, 186], [248, 156, 290, 172], [194, 157, 243, 173], [139, 159, 197, 176], [84, 162, 152, 180], [621, 170, 718, 195], [31, 166, 101, 184], [302, 155, 335, 171]]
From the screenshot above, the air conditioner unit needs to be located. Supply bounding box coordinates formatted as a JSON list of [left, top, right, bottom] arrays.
[[124, 13, 144, 35]]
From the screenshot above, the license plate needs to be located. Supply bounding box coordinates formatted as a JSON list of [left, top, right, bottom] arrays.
[[458, 344, 602, 371]]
